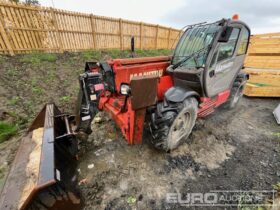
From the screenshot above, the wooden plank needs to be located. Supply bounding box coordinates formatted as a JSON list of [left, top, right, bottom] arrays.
[[81, 15, 89, 49], [245, 68, 280, 85], [4, 6, 21, 52], [65, 13, 73, 50], [244, 68, 280, 97], [0, 2, 41, 11], [252, 32, 280, 38], [22, 7, 38, 50], [26, 8, 39, 49], [27, 9, 42, 50], [60, 12, 69, 51], [0, 23, 8, 54], [83, 15, 90, 49], [139, 22, 143, 49], [0, 34, 7, 54], [0, 11, 14, 55], [55, 10, 65, 50], [68, 12, 75, 50], [119, 18, 123, 50], [245, 55, 280, 69], [10, 6, 28, 51], [15, 7, 31, 50], [155, 24, 159, 49], [50, 8, 62, 52], [167, 27, 171, 49], [73, 15, 81, 50], [244, 83, 280, 97]]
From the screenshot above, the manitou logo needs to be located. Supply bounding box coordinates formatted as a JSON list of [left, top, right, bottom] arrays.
[[129, 69, 163, 80]]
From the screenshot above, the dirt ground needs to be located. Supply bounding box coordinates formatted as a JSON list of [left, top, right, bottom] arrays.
[[0, 49, 171, 190], [78, 97, 280, 210], [0, 51, 279, 209]]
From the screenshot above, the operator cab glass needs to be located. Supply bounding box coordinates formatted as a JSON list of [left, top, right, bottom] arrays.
[[172, 23, 221, 69]]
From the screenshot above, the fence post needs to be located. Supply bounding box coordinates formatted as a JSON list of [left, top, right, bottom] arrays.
[[119, 18, 123, 50], [0, 16, 14, 56], [90, 14, 97, 49], [140, 22, 143, 50], [167, 27, 171, 49], [50, 7, 63, 53], [155, 24, 159, 49]]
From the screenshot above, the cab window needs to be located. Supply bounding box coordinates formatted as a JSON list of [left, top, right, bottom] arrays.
[[217, 28, 240, 62], [237, 29, 250, 55]]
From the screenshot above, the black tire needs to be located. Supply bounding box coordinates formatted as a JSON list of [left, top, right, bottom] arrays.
[[150, 97, 198, 152], [27, 184, 80, 210], [223, 73, 247, 109]]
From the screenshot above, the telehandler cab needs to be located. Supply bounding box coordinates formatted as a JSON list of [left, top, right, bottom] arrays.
[[0, 17, 250, 209]]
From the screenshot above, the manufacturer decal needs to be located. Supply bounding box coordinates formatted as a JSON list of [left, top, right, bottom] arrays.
[[129, 69, 163, 80], [215, 62, 233, 73]]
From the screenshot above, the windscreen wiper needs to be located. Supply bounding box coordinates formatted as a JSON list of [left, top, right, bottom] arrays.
[[172, 45, 211, 69]]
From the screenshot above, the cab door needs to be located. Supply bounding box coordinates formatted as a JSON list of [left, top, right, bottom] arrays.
[[204, 25, 250, 97]]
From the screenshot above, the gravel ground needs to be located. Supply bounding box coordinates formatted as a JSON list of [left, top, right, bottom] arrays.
[[77, 97, 280, 210]]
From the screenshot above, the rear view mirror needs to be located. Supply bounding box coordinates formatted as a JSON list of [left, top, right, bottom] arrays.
[[218, 27, 233, 42]]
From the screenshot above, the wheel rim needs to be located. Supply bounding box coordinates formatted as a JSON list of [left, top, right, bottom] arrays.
[[233, 84, 244, 104], [167, 109, 192, 149]]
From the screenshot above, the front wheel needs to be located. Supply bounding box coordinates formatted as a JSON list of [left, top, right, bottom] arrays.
[[150, 97, 198, 152]]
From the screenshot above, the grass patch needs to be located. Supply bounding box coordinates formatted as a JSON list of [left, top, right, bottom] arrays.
[[81, 49, 172, 61], [81, 50, 102, 61], [46, 70, 56, 83], [273, 182, 280, 190], [8, 96, 20, 106], [59, 95, 71, 105], [31, 78, 44, 95], [0, 55, 6, 63], [6, 67, 19, 77], [20, 52, 57, 64], [135, 49, 172, 57], [272, 132, 280, 138], [32, 87, 44, 95], [0, 121, 17, 143], [107, 49, 124, 59]]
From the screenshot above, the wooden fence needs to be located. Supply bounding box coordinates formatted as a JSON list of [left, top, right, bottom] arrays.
[[245, 33, 280, 69], [0, 1, 182, 55]]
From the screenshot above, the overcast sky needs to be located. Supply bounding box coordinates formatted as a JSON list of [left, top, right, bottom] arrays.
[[40, 0, 280, 34]]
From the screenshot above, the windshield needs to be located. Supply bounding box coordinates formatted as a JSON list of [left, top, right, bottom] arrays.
[[172, 23, 221, 68]]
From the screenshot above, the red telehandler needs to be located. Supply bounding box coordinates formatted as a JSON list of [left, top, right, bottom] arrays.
[[0, 17, 250, 209]]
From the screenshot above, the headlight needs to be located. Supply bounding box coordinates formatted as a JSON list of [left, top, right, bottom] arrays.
[[120, 84, 130, 95]]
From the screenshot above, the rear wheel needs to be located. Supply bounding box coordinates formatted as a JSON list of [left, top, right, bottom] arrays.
[[224, 73, 247, 109], [150, 97, 198, 152]]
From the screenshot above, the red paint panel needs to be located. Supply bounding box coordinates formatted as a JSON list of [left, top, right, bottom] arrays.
[[113, 62, 170, 93], [97, 57, 172, 145], [157, 75, 173, 101], [215, 90, 230, 107], [198, 90, 230, 118], [109, 56, 170, 93], [109, 56, 171, 66]]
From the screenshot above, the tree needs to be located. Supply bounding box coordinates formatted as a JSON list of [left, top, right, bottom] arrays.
[[24, 0, 40, 5], [9, 0, 40, 5]]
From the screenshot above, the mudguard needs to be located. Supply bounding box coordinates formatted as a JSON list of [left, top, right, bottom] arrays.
[[164, 86, 199, 103]]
